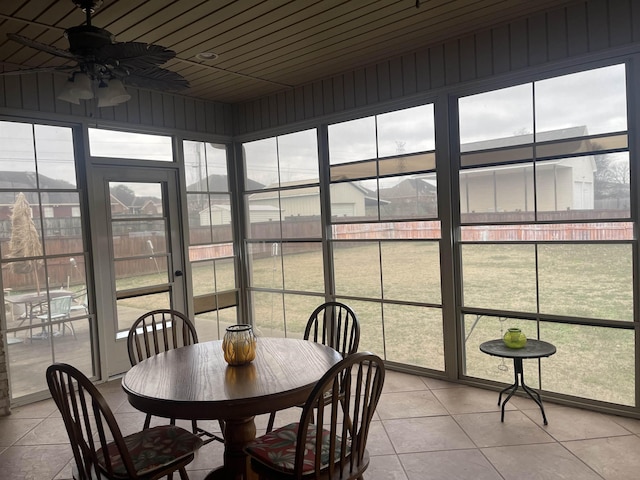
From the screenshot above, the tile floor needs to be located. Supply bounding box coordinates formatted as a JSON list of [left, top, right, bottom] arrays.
[[1, 370, 640, 479]]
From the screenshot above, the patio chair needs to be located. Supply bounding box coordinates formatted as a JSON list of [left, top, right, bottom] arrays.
[[69, 289, 89, 315], [35, 295, 75, 340], [245, 352, 385, 480], [266, 301, 360, 432], [127, 309, 224, 444], [46, 362, 203, 480]]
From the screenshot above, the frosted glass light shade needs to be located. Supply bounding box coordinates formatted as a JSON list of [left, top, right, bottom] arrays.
[[70, 73, 94, 99], [57, 81, 81, 104], [57, 73, 94, 104], [97, 79, 131, 107]]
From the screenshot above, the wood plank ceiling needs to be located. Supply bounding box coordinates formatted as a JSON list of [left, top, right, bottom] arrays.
[[0, 0, 580, 105]]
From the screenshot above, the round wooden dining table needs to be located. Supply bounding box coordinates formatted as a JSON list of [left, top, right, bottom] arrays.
[[121, 337, 342, 480]]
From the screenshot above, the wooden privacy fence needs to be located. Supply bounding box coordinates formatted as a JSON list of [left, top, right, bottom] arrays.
[[460, 223, 634, 242], [1, 216, 633, 290]]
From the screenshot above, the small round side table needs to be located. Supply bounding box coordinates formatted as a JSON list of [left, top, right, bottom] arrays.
[[479, 339, 556, 425]]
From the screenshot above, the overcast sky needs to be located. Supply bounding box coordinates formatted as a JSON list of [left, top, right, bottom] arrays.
[[459, 63, 627, 144]]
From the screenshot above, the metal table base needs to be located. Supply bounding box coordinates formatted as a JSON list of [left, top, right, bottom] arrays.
[[498, 357, 548, 425]]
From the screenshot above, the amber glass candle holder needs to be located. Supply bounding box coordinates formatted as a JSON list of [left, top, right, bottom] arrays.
[[222, 325, 257, 365]]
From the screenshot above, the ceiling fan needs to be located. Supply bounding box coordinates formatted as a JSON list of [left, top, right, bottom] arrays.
[[3, 0, 189, 106]]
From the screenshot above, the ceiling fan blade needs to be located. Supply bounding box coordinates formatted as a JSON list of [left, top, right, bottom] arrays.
[[97, 42, 176, 69], [122, 66, 189, 91], [7, 33, 77, 60], [0, 65, 76, 76]]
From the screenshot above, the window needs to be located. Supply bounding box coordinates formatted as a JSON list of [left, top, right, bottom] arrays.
[[88, 128, 173, 161], [458, 64, 634, 406], [327, 104, 444, 370], [242, 129, 324, 338], [183, 140, 237, 340], [0, 121, 92, 399]]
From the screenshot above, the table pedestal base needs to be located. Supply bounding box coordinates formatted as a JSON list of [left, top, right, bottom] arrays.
[[498, 357, 548, 425], [205, 416, 258, 480]]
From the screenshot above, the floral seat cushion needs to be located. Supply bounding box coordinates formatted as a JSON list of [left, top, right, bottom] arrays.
[[245, 422, 350, 475], [97, 425, 203, 478]]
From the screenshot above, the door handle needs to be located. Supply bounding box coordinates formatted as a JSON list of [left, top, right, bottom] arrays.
[[174, 270, 183, 277]]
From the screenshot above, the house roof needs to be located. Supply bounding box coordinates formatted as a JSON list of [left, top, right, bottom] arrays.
[[0, 172, 77, 205], [461, 126, 590, 152]]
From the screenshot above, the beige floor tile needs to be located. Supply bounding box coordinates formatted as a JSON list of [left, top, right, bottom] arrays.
[[256, 406, 300, 430], [563, 435, 640, 480], [53, 458, 74, 480], [0, 445, 73, 480], [366, 454, 408, 480], [113, 397, 141, 413], [366, 420, 395, 455], [97, 390, 128, 411], [186, 439, 225, 471], [432, 385, 518, 415], [454, 411, 554, 447], [400, 449, 503, 480], [9, 398, 58, 419], [384, 416, 475, 453], [111, 411, 153, 437], [483, 443, 603, 480], [376, 390, 447, 419], [383, 370, 431, 393], [609, 414, 640, 434], [14, 416, 70, 445], [521, 405, 632, 441], [0, 417, 42, 446]]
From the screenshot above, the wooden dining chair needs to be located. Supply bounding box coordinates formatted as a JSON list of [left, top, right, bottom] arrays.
[[127, 309, 224, 444], [47, 362, 203, 480], [266, 301, 360, 432], [245, 352, 385, 480]]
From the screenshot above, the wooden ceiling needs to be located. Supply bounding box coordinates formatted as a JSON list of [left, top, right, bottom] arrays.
[[0, 0, 580, 105]]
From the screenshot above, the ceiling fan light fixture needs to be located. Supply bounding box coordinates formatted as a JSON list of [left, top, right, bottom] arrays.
[[68, 72, 94, 100], [57, 79, 82, 105], [97, 78, 131, 107]]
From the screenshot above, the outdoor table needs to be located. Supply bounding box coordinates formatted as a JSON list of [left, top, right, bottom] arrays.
[[4, 290, 73, 340], [122, 337, 342, 480], [479, 338, 556, 425]]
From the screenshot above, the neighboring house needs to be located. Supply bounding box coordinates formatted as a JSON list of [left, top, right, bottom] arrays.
[[459, 126, 596, 215], [128, 196, 162, 215], [139, 199, 162, 216], [0, 172, 79, 221], [198, 180, 381, 225], [247, 181, 380, 219], [199, 203, 282, 225], [378, 178, 437, 217], [109, 194, 129, 216]]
